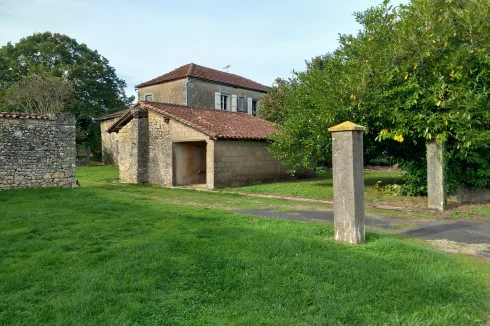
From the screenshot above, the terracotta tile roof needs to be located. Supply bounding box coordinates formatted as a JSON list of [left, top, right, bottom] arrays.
[[0, 112, 51, 120], [108, 101, 277, 140], [135, 63, 269, 92], [97, 109, 130, 121]]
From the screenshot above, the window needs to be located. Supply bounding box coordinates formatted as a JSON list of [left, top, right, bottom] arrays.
[[237, 96, 245, 112], [252, 100, 258, 116], [221, 95, 228, 110], [145, 94, 153, 101]]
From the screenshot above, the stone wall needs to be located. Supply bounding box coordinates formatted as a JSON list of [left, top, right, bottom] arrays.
[[0, 113, 76, 190], [213, 140, 289, 188], [171, 120, 209, 141], [100, 119, 120, 165], [449, 186, 490, 204], [188, 79, 265, 112], [137, 79, 186, 104], [117, 115, 137, 183], [148, 111, 173, 186]]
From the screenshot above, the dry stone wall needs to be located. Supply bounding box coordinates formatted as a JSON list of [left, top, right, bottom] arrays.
[[0, 113, 76, 190]]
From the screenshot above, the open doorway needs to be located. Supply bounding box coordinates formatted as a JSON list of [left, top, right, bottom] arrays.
[[173, 141, 207, 187]]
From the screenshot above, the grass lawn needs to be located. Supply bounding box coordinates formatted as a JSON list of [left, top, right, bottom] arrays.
[[222, 170, 407, 203], [222, 170, 490, 219], [1, 166, 489, 325]]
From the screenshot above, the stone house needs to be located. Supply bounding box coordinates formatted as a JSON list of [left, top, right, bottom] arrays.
[[100, 63, 268, 165], [135, 63, 268, 115], [105, 101, 289, 189]]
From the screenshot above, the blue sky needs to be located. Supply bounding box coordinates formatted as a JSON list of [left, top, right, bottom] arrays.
[[1, 0, 407, 98]]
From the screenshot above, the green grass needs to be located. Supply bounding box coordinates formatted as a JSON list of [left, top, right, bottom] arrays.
[[221, 171, 409, 202], [0, 166, 489, 325], [221, 171, 490, 219]]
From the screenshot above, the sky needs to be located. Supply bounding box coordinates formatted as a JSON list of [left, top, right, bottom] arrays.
[[0, 0, 408, 99]]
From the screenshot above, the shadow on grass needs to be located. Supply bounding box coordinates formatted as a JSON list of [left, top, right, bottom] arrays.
[[0, 186, 487, 325]]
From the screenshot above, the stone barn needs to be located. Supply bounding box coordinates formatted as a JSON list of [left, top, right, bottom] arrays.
[[105, 101, 289, 189], [0, 113, 76, 191]]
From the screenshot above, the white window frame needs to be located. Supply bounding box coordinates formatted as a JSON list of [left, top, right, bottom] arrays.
[[231, 95, 237, 112], [215, 92, 221, 110], [144, 93, 153, 101]]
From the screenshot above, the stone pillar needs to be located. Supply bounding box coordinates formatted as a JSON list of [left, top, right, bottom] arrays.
[[328, 121, 365, 244], [427, 139, 446, 211], [206, 139, 215, 189], [133, 107, 149, 183]]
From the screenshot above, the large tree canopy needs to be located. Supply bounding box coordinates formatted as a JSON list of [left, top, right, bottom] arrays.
[[0, 32, 134, 158], [0, 32, 133, 117], [267, 0, 490, 194]]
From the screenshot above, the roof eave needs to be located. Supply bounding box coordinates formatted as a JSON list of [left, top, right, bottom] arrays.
[[106, 110, 134, 133]]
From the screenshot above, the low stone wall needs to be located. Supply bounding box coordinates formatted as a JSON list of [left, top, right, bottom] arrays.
[[0, 113, 76, 191], [449, 186, 490, 204]]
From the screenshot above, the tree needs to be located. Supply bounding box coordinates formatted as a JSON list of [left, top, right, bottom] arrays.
[[258, 78, 290, 123], [0, 32, 134, 158], [269, 0, 490, 194], [5, 75, 75, 114]]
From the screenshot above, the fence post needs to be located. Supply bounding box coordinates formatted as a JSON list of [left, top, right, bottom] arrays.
[[328, 121, 365, 244], [427, 138, 446, 211]]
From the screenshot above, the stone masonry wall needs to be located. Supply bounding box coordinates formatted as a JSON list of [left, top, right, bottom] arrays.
[[213, 140, 289, 188], [0, 113, 76, 190], [100, 119, 120, 165], [148, 111, 173, 186], [117, 116, 137, 183]]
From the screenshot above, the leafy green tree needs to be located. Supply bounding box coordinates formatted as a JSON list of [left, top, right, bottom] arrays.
[[269, 0, 490, 194], [0, 32, 134, 158], [258, 78, 290, 123]]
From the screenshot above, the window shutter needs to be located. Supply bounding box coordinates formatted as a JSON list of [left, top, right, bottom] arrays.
[[247, 97, 253, 115], [215, 92, 221, 110], [231, 95, 237, 112]]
